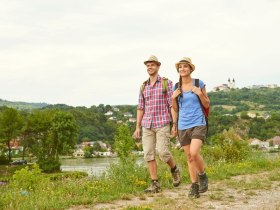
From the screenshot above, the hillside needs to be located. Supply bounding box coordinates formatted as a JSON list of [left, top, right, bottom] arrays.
[[0, 99, 48, 110], [208, 87, 280, 114], [0, 87, 279, 143]]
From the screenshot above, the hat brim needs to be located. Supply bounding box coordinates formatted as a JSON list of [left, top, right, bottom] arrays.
[[175, 62, 195, 72], [144, 61, 161, 66]]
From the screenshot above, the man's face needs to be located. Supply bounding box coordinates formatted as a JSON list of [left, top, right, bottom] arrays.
[[146, 62, 160, 76]]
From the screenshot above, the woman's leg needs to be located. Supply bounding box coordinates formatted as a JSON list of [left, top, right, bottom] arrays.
[[189, 138, 205, 173], [183, 145, 197, 183]]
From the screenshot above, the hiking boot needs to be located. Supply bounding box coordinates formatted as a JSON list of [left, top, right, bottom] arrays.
[[171, 167, 181, 187], [144, 180, 161, 193], [188, 183, 200, 198], [198, 173, 208, 193]]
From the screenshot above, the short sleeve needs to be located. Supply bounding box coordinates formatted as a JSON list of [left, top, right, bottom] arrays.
[[199, 80, 206, 89]]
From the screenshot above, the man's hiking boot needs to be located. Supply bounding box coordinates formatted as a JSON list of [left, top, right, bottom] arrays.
[[171, 167, 181, 187], [144, 180, 161, 193], [198, 173, 208, 193], [188, 183, 200, 198]]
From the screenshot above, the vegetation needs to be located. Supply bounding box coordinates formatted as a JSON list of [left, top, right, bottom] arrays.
[[0, 127, 280, 209]]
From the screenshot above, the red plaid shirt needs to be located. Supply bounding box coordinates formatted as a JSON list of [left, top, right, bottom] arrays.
[[137, 75, 173, 128]]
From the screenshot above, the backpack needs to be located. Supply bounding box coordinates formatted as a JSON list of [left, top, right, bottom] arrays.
[[175, 78, 210, 133], [141, 77, 169, 95]]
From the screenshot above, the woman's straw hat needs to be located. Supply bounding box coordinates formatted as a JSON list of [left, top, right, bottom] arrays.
[[175, 57, 195, 72]]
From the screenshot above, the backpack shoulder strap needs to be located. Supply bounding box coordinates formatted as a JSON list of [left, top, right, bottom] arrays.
[[175, 82, 179, 90], [162, 77, 168, 94], [195, 78, 199, 88], [140, 80, 148, 93]]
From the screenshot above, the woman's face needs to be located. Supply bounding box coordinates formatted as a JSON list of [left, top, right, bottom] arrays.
[[178, 63, 192, 76]]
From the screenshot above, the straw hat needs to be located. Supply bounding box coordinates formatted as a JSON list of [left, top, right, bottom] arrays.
[[144, 55, 161, 66], [175, 57, 195, 72]]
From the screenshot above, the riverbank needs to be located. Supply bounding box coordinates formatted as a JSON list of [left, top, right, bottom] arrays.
[[1, 149, 280, 210]]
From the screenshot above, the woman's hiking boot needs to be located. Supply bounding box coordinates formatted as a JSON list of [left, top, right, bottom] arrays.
[[171, 167, 181, 187], [198, 173, 208, 193], [188, 182, 200, 198], [144, 180, 161, 193]]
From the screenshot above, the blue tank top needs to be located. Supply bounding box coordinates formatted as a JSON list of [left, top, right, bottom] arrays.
[[172, 79, 206, 130]]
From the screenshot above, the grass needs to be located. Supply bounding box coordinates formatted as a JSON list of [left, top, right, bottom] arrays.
[[0, 149, 280, 209]]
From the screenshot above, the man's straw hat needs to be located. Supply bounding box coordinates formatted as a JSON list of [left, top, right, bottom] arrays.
[[175, 57, 195, 72], [144, 55, 161, 66]]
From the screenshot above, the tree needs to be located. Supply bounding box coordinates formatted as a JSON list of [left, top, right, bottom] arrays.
[[50, 111, 78, 159], [25, 110, 78, 172], [0, 108, 23, 162], [114, 125, 134, 163]]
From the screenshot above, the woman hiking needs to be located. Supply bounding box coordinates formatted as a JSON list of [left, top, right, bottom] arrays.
[[171, 57, 210, 198]]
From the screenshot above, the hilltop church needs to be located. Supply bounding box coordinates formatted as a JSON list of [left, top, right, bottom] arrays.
[[212, 78, 237, 92]]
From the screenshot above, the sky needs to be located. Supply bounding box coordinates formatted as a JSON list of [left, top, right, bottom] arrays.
[[0, 0, 279, 107]]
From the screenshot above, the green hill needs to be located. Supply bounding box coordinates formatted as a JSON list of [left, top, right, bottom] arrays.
[[208, 87, 280, 114], [0, 99, 48, 110]]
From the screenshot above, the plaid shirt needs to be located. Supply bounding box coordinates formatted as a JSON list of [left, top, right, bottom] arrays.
[[137, 75, 173, 128]]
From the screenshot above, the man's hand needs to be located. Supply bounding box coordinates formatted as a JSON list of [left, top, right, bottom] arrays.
[[133, 127, 142, 139]]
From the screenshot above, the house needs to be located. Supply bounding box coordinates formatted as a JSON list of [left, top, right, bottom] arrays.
[[113, 107, 120, 112], [123, 112, 133, 118], [109, 116, 116, 120], [267, 136, 280, 146], [73, 149, 85, 157], [128, 117, 136, 123], [249, 138, 269, 149], [104, 111, 113, 116]]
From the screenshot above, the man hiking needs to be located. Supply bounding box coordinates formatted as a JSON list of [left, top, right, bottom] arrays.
[[133, 55, 181, 193]]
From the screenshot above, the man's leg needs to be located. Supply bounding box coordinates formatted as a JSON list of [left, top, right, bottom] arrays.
[[147, 159, 157, 180], [156, 125, 181, 187], [142, 127, 160, 193]]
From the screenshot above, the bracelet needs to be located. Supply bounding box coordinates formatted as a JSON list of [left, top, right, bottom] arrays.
[[172, 122, 177, 125]]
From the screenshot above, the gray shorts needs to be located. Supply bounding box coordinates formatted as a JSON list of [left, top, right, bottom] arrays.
[[178, 126, 207, 146]]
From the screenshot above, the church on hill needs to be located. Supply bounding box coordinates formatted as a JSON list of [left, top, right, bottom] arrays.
[[212, 78, 237, 92]]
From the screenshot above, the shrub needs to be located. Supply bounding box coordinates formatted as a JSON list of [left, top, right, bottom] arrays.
[[11, 164, 48, 191], [203, 128, 251, 163], [37, 158, 61, 173], [0, 155, 9, 165]]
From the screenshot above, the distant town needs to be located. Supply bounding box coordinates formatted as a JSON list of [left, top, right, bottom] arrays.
[[212, 78, 278, 92]]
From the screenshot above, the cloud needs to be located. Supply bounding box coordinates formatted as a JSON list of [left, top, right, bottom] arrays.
[[0, 0, 279, 106]]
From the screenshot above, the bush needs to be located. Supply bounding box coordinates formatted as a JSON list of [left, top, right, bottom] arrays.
[[11, 164, 48, 191], [37, 158, 61, 173], [203, 128, 251, 163], [0, 155, 9, 165]]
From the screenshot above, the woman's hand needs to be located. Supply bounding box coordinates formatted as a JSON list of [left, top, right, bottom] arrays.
[[171, 123, 178, 137], [172, 88, 181, 99], [191, 86, 202, 96]]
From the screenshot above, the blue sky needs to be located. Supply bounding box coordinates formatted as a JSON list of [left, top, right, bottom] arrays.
[[0, 0, 279, 106]]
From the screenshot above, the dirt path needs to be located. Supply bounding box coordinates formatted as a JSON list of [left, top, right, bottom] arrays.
[[69, 168, 280, 210]]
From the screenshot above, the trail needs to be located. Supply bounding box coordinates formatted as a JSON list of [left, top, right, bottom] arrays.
[[69, 168, 280, 210]]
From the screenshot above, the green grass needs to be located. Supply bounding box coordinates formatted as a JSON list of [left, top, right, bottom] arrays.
[[0, 150, 280, 209]]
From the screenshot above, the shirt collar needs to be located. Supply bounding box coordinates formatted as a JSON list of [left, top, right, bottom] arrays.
[[148, 75, 161, 84]]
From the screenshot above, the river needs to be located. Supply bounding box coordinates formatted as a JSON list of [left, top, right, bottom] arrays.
[[60, 157, 144, 177], [60, 158, 118, 176]]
